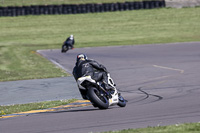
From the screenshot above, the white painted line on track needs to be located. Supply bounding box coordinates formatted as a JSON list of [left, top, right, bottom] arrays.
[[153, 65, 184, 74], [49, 59, 71, 73]]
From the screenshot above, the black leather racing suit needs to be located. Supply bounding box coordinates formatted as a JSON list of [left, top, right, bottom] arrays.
[[64, 37, 74, 48], [73, 59, 108, 99]]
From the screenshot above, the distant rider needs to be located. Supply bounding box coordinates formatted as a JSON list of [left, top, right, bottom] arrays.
[[73, 53, 113, 99], [62, 35, 75, 52]]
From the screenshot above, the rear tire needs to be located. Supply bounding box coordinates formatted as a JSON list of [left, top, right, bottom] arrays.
[[87, 87, 109, 109]]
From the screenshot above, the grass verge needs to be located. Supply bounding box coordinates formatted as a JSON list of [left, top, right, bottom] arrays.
[[0, 6, 199, 132], [0, 99, 77, 116], [103, 123, 200, 133], [0, 7, 200, 81]]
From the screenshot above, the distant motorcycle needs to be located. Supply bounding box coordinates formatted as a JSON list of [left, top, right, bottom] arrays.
[[77, 73, 126, 109], [61, 35, 74, 53], [61, 44, 73, 53]]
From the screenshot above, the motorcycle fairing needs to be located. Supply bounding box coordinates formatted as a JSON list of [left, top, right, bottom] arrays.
[[77, 76, 96, 90]]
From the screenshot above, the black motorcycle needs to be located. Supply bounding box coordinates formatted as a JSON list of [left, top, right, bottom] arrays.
[[61, 44, 73, 53]]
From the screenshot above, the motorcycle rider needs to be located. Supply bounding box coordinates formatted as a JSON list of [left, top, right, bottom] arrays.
[[62, 35, 75, 52], [73, 53, 113, 100]]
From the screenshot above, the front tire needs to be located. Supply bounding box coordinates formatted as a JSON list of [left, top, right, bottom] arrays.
[[61, 45, 69, 53], [87, 87, 109, 109], [117, 95, 126, 107]]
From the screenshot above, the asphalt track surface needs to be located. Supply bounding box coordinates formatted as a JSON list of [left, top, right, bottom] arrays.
[[0, 77, 81, 105], [1, 42, 200, 133]]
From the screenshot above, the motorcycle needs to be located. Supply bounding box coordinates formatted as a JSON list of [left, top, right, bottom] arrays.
[[77, 73, 126, 109], [61, 44, 73, 53]]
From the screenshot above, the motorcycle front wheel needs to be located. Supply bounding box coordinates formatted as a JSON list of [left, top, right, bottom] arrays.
[[117, 95, 126, 107], [61, 45, 69, 53], [87, 87, 109, 109]]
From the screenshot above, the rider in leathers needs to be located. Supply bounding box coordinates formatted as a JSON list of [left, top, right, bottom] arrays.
[[64, 35, 74, 49], [73, 53, 112, 100]]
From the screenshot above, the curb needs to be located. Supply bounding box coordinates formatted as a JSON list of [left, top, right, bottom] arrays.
[[0, 100, 91, 119]]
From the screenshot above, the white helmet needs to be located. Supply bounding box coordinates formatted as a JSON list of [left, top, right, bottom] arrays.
[[70, 35, 73, 40]]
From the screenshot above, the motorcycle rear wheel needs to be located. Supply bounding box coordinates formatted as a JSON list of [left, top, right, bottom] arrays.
[[87, 87, 109, 109]]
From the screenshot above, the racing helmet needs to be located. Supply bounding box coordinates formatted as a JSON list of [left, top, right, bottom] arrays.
[[70, 35, 73, 40], [77, 53, 88, 61]]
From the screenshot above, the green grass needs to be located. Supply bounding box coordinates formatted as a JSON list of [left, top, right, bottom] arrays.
[[103, 123, 200, 133], [0, 7, 200, 81], [0, 99, 77, 115], [0, 0, 156, 7]]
